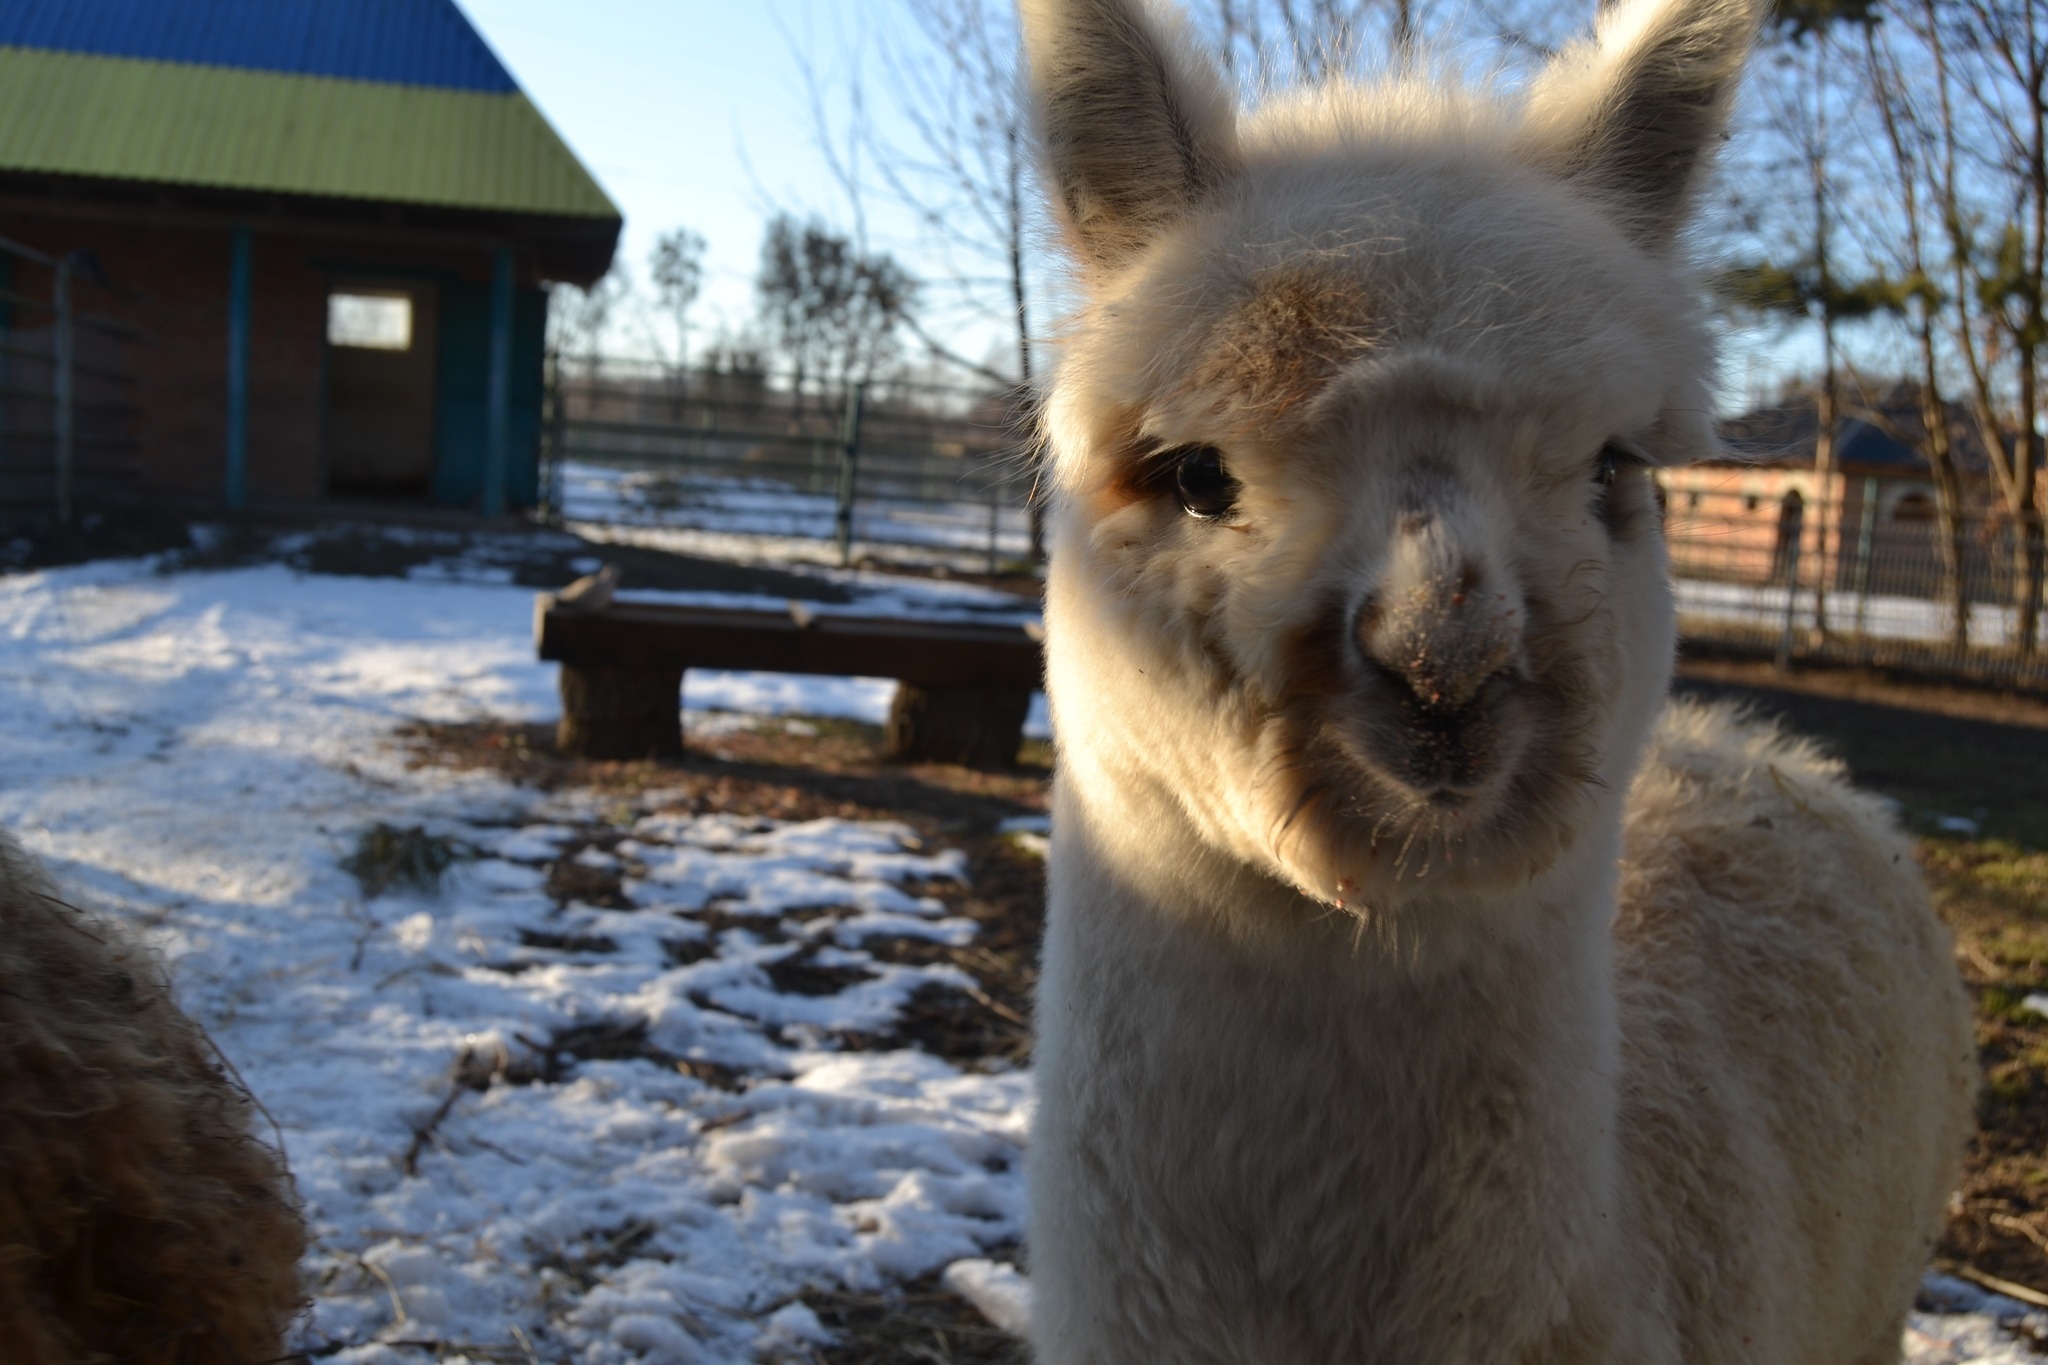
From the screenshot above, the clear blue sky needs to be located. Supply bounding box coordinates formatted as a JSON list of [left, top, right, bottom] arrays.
[[456, 0, 957, 358], [455, 0, 1797, 405]]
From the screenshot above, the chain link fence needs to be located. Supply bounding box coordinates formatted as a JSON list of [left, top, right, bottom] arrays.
[[1663, 477, 2048, 689], [539, 357, 1039, 574]]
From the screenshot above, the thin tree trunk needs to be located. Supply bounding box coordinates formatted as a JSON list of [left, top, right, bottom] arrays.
[[1917, 338, 1973, 651], [1808, 47, 1836, 640], [1009, 125, 1046, 565], [1865, 23, 1970, 653]]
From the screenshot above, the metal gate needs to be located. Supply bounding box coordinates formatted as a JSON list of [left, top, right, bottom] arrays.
[[0, 234, 141, 523]]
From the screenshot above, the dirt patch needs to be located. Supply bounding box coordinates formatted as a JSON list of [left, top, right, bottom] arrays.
[[796, 1272, 1030, 1365], [1677, 653, 2048, 731], [396, 714, 1047, 1078], [342, 823, 461, 898], [1675, 665, 2048, 849], [394, 716, 1049, 834], [1, 506, 202, 571]]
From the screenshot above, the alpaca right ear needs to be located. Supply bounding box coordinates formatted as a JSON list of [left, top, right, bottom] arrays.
[[1020, 0, 1238, 271], [1517, 0, 1764, 246]]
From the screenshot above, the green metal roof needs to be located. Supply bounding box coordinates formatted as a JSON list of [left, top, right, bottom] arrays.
[[0, 45, 619, 220]]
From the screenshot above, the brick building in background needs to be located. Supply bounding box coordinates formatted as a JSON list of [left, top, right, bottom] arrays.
[[0, 0, 620, 520]]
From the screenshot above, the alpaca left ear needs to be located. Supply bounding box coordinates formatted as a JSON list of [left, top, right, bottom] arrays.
[[1020, 0, 1239, 272], [1517, 0, 1764, 246]]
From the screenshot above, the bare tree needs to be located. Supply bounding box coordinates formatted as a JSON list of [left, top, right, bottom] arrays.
[[648, 228, 706, 372], [1863, 16, 1974, 650], [548, 263, 631, 378], [1918, 0, 2047, 655], [756, 214, 919, 405]]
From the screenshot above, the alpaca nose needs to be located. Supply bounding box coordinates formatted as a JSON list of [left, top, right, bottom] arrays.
[[1357, 514, 1523, 710]]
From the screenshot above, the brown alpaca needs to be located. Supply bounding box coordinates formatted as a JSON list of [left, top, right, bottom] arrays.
[[0, 833, 306, 1363]]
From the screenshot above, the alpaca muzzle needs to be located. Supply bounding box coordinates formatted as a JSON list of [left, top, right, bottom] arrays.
[[1356, 512, 1525, 713], [1348, 511, 1530, 799]]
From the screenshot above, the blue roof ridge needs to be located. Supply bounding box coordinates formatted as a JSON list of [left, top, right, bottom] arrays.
[[0, 0, 520, 94]]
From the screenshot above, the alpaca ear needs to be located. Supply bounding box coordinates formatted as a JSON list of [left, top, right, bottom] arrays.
[[1020, 0, 1238, 271], [1517, 0, 1764, 246]]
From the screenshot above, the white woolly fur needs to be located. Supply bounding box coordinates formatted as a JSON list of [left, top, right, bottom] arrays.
[[1019, 0, 1977, 1360]]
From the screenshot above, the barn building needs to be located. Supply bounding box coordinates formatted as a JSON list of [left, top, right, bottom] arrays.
[[0, 0, 619, 519], [1660, 389, 2005, 591]]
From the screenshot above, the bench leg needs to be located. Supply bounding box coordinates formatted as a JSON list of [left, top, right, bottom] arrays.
[[556, 661, 684, 760], [886, 683, 1031, 767]]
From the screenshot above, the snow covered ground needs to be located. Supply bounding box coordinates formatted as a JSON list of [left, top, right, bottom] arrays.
[[1675, 575, 2027, 651], [0, 536, 2036, 1363]]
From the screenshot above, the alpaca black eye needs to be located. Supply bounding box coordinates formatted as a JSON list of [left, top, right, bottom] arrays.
[[1171, 445, 1239, 520], [1592, 443, 1648, 538], [1593, 443, 1637, 487]]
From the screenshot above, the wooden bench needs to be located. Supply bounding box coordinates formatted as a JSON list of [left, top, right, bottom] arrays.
[[535, 595, 1045, 766]]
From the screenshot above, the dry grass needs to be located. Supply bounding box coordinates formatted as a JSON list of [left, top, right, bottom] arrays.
[[791, 1275, 1031, 1365]]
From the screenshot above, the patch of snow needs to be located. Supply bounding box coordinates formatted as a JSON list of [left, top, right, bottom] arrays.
[[0, 555, 1030, 1363], [943, 1257, 1035, 1336]]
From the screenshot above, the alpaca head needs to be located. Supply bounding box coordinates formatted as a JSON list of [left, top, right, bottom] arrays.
[[1027, 0, 1761, 908]]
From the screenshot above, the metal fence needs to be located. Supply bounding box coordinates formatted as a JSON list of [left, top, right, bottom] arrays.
[[541, 357, 1039, 573], [1663, 477, 2048, 689], [542, 363, 2048, 687], [0, 234, 141, 523]]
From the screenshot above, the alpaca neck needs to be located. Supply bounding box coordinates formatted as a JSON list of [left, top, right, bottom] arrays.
[[1045, 756, 1633, 1352]]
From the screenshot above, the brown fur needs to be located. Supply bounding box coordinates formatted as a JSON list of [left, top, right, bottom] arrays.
[[0, 834, 306, 1364]]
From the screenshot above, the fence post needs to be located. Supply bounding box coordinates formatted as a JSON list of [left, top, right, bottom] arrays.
[[0, 248, 12, 473], [224, 227, 251, 512], [986, 460, 1002, 578], [835, 381, 865, 568], [539, 345, 564, 525], [482, 244, 514, 518], [1775, 528, 1803, 671], [1850, 474, 1877, 654], [52, 253, 75, 527]]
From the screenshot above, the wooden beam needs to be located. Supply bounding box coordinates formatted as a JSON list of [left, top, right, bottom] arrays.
[[535, 598, 1043, 691]]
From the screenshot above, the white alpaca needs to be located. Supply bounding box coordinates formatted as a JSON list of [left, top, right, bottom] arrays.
[[1019, 1, 1977, 1361]]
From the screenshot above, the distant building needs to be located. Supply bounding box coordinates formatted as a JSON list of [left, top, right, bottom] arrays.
[[1662, 388, 2006, 590], [0, 0, 620, 518]]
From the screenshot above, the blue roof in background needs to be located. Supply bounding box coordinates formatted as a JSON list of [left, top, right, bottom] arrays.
[[0, 0, 518, 93]]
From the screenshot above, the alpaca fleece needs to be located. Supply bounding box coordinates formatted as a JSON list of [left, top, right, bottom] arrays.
[[1020, 0, 1977, 1360], [0, 834, 306, 1363]]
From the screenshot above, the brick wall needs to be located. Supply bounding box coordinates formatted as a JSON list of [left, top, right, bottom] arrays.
[[3, 206, 520, 507]]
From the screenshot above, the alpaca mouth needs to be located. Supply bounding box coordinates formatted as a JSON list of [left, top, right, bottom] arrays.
[[1333, 665, 1531, 809]]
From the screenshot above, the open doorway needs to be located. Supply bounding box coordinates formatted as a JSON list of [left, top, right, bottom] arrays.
[[324, 278, 438, 496]]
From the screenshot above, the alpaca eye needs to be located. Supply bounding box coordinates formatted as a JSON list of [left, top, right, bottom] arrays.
[[1171, 445, 1239, 520], [1592, 443, 1649, 538], [1593, 444, 1638, 487]]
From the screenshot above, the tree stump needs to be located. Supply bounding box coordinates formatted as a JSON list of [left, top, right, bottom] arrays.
[[556, 661, 684, 760], [886, 683, 1031, 767]]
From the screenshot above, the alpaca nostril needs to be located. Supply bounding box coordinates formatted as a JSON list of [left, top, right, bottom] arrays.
[[1353, 593, 1383, 654], [1452, 562, 1481, 604], [1357, 594, 1521, 712]]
